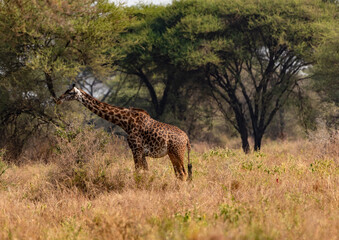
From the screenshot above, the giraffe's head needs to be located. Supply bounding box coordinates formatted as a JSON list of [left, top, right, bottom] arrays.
[[56, 84, 82, 105]]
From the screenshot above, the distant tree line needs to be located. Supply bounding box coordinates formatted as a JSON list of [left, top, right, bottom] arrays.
[[0, 0, 337, 158]]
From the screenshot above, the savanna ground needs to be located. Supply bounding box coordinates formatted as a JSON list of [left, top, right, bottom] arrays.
[[0, 126, 338, 240]]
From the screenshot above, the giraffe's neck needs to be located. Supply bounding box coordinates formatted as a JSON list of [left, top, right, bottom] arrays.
[[76, 88, 132, 132]]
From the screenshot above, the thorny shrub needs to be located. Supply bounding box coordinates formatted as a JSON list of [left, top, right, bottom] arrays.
[[49, 124, 133, 197]]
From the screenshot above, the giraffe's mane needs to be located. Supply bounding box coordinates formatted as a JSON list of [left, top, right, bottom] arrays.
[[129, 107, 150, 116], [78, 88, 149, 116]]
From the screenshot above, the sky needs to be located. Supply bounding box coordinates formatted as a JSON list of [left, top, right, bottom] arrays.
[[120, 0, 172, 6]]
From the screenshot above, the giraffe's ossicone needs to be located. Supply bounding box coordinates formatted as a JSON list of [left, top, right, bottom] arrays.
[[56, 84, 192, 181]]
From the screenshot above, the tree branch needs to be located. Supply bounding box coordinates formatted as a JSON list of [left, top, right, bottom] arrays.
[[135, 68, 160, 115]]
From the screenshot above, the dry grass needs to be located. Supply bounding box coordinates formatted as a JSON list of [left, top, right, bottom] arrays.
[[0, 127, 338, 240]]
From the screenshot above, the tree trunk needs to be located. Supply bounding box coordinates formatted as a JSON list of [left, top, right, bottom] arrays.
[[278, 108, 286, 140], [136, 69, 172, 119], [235, 112, 250, 154], [44, 71, 56, 100], [240, 127, 250, 154], [254, 132, 263, 151]]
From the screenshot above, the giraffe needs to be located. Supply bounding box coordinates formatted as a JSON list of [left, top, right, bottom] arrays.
[[56, 84, 192, 181]]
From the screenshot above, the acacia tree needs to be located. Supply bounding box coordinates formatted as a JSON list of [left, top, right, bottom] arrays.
[[114, 5, 206, 119], [159, 0, 335, 152], [0, 0, 127, 158], [112, 5, 172, 117]]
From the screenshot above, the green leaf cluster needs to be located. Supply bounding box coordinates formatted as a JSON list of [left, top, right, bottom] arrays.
[[0, 0, 129, 158]]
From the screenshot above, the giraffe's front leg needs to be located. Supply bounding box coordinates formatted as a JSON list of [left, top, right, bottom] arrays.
[[132, 148, 148, 171], [127, 137, 148, 171]]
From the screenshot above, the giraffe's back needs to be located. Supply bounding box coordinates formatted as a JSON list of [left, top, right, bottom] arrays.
[[141, 119, 188, 158]]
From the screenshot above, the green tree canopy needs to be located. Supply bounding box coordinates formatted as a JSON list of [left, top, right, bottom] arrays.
[[0, 0, 127, 157], [151, 0, 337, 152], [113, 4, 207, 120]]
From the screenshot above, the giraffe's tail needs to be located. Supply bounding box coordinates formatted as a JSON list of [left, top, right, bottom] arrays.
[[187, 139, 192, 181]]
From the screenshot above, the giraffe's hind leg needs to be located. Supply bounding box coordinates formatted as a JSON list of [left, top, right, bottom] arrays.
[[168, 152, 187, 181]]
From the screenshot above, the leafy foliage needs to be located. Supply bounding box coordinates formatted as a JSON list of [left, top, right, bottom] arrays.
[[149, 0, 337, 152], [0, 0, 337, 158], [0, 0, 128, 158]]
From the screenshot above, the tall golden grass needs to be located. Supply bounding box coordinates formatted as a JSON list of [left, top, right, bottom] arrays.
[[0, 126, 338, 240]]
